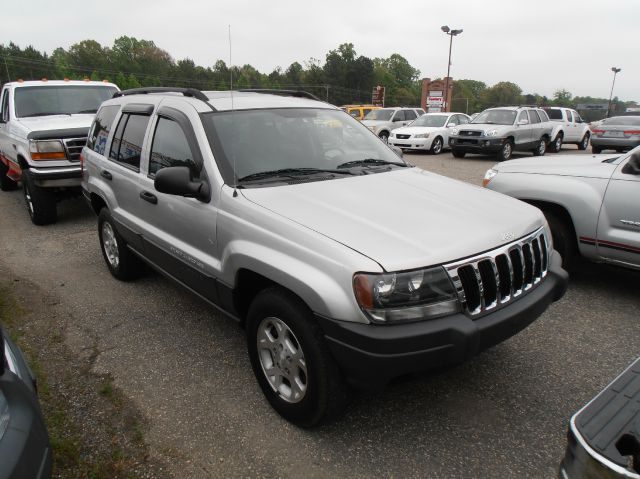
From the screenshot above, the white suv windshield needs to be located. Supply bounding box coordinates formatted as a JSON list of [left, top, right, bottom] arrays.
[[202, 108, 406, 185], [14, 86, 118, 118], [472, 109, 517, 125], [364, 109, 394, 121]]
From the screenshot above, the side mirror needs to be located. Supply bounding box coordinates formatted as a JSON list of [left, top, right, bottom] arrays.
[[518, 119, 529, 126], [622, 153, 640, 175], [389, 145, 403, 158], [154, 166, 210, 202]]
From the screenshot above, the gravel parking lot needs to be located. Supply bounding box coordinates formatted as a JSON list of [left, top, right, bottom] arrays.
[[1, 146, 638, 478]]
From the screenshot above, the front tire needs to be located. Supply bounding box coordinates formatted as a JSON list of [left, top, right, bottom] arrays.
[[98, 208, 144, 280], [246, 288, 347, 427], [0, 162, 18, 191], [378, 131, 389, 143], [452, 148, 466, 158], [532, 138, 547, 156], [429, 136, 443, 155], [22, 171, 57, 225], [577, 133, 590, 150], [543, 210, 577, 270], [549, 134, 563, 153], [497, 141, 513, 161]]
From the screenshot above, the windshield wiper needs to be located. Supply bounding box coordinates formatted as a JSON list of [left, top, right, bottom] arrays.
[[20, 112, 71, 118], [337, 158, 407, 169], [237, 167, 355, 182]]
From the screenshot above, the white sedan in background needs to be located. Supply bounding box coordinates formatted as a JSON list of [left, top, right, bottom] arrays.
[[389, 112, 471, 154]]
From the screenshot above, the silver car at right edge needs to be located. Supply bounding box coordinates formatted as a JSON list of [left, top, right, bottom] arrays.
[[591, 115, 640, 153]]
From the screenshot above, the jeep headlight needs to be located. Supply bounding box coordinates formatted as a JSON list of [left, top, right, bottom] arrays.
[[29, 139, 67, 160], [415, 133, 430, 139], [0, 391, 9, 441], [485, 129, 499, 137], [482, 168, 498, 187], [451, 128, 459, 135], [389, 132, 396, 138], [353, 267, 460, 323]]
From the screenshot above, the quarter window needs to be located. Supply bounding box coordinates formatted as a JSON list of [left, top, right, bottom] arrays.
[[404, 110, 417, 121], [149, 117, 198, 177], [87, 105, 120, 155], [1, 90, 8, 122], [109, 113, 150, 170]]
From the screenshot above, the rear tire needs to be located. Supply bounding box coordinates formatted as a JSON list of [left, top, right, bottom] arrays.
[[22, 171, 57, 225], [98, 208, 144, 280], [0, 162, 18, 191], [532, 138, 547, 156], [591, 145, 602, 154], [497, 141, 513, 161], [549, 134, 563, 153], [379, 131, 389, 143], [543, 210, 577, 270], [452, 148, 466, 158], [577, 133, 590, 150], [246, 287, 347, 427], [429, 136, 443, 155]]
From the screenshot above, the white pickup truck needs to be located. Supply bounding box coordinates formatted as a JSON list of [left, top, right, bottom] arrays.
[[543, 107, 591, 153], [484, 149, 640, 270], [0, 80, 118, 224]]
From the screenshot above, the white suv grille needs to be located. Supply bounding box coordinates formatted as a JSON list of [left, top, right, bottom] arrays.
[[444, 228, 549, 317]]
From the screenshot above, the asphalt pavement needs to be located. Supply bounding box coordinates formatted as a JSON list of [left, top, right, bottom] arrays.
[[0, 145, 638, 478]]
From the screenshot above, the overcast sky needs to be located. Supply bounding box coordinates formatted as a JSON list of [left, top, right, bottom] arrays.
[[3, 0, 637, 102]]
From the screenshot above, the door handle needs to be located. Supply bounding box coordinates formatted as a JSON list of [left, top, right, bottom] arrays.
[[100, 170, 112, 181], [139, 190, 158, 204]]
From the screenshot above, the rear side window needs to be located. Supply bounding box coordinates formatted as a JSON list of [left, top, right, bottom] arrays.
[[529, 110, 541, 124], [404, 109, 417, 121], [538, 110, 549, 122], [546, 109, 563, 120], [109, 114, 150, 170], [149, 117, 198, 178], [87, 105, 120, 155], [1, 89, 9, 122]]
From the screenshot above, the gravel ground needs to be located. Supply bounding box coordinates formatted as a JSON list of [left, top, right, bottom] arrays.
[[0, 145, 638, 478]]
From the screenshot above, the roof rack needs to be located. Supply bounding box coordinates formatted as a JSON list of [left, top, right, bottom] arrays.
[[112, 87, 216, 111], [238, 89, 321, 101]]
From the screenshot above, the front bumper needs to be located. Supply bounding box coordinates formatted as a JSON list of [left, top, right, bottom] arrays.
[[317, 251, 568, 389], [449, 136, 505, 153], [28, 165, 82, 187], [389, 137, 432, 150]]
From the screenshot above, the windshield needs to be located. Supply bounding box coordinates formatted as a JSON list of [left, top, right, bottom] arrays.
[[603, 116, 640, 126], [14, 86, 118, 118], [201, 108, 407, 185], [472, 109, 517, 125], [411, 115, 448, 127], [364, 109, 394, 121]]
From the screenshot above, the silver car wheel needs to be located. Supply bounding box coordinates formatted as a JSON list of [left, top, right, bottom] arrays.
[[554, 136, 562, 151], [538, 140, 546, 155], [503, 142, 512, 159], [432, 137, 443, 154], [101, 222, 120, 269], [257, 316, 307, 403]]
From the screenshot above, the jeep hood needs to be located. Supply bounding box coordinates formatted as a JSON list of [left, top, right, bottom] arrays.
[[241, 168, 544, 271], [494, 153, 620, 179], [17, 114, 95, 133]]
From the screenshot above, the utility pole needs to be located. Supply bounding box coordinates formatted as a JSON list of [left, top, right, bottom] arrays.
[[441, 26, 463, 112], [607, 67, 621, 118]]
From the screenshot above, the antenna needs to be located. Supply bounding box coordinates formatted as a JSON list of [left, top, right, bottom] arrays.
[[229, 24, 238, 197]]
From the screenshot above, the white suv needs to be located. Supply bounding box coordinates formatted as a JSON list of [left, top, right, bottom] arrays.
[[82, 87, 567, 426], [361, 107, 424, 142], [543, 107, 591, 152]]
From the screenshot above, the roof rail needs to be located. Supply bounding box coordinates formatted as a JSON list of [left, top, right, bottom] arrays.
[[112, 87, 216, 111], [238, 89, 321, 101]]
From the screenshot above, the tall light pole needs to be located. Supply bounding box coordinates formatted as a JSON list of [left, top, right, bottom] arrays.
[[441, 25, 463, 112], [607, 67, 621, 118]]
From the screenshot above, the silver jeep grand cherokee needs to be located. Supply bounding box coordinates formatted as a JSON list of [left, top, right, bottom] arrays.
[[82, 87, 568, 426]]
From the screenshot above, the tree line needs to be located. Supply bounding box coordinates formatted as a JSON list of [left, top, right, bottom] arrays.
[[0, 37, 633, 118]]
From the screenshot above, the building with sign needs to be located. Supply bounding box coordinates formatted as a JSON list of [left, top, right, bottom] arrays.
[[421, 77, 453, 113]]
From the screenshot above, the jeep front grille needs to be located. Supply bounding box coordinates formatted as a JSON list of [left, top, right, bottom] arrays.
[[459, 130, 483, 137], [444, 228, 549, 317], [63, 137, 87, 162]]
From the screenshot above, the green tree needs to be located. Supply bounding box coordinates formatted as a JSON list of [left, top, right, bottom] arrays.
[[481, 81, 523, 108], [553, 89, 573, 107]]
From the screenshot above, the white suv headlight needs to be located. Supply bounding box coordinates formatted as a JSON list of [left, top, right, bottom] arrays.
[[29, 139, 67, 160], [353, 267, 460, 323], [485, 129, 499, 137], [482, 168, 498, 187], [451, 128, 459, 136]]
